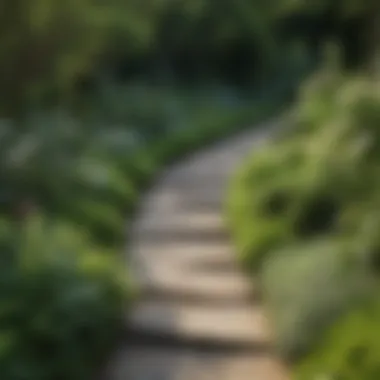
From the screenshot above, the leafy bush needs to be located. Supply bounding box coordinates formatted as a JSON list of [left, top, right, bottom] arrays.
[[0, 216, 129, 380], [227, 71, 380, 379], [295, 297, 380, 380], [262, 240, 375, 361], [0, 113, 137, 246]]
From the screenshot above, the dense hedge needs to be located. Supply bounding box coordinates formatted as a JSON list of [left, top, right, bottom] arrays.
[[227, 70, 380, 379]]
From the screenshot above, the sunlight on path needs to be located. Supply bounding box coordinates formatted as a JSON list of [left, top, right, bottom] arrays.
[[102, 119, 289, 380]]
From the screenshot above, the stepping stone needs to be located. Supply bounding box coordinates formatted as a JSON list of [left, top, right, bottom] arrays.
[[127, 243, 257, 301], [134, 228, 229, 245], [137, 269, 255, 302], [141, 191, 225, 214], [104, 347, 288, 380], [128, 300, 272, 345], [130, 242, 236, 262], [134, 212, 224, 232]]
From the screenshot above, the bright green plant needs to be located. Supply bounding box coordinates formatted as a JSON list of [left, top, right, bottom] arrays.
[[227, 69, 380, 379]]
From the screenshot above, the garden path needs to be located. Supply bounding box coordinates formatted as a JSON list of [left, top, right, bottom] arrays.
[[102, 119, 289, 380]]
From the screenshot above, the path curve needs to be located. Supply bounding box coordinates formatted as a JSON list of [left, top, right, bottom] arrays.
[[103, 119, 289, 380]]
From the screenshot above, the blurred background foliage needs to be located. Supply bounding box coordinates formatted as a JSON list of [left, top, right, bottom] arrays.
[[227, 1, 380, 380], [0, 0, 379, 378], [1, 0, 378, 118]]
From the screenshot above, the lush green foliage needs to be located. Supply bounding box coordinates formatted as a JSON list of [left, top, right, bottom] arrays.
[[0, 216, 128, 380], [0, 0, 324, 117], [5, 0, 377, 378], [296, 298, 380, 380], [227, 66, 380, 379], [0, 79, 296, 379], [0, 0, 168, 115], [225, 2, 380, 379], [2, 0, 377, 116], [0, 0, 309, 376]]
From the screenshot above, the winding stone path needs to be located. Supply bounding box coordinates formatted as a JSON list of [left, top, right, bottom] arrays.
[[103, 120, 289, 380]]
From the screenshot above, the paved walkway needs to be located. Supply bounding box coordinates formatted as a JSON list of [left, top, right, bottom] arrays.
[[102, 120, 289, 380]]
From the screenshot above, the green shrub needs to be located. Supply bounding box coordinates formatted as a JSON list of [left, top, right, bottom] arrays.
[[227, 72, 380, 379], [59, 197, 126, 247], [295, 297, 380, 380], [262, 240, 375, 361], [0, 215, 129, 380]]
